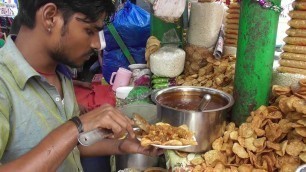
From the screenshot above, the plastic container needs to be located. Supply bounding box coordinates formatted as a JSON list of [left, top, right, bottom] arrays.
[[116, 86, 134, 99]]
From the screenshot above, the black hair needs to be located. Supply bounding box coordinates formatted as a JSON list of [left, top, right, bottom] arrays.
[[10, 14, 21, 34], [18, 0, 115, 29]]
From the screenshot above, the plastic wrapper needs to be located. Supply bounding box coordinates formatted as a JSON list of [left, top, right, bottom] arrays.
[[153, 0, 186, 23], [103, 1, 150, 51], [286, 28, 306, 37], [293, 2, 306, 11], [213, 24, 225, 59], [134, 75, 151, 87], [283, 36, 306, 46], [283, 44, 306, 54], [151, 76, 176, 89], [126, 86, 151, 104], [150, 46, 185, 77], [188, 2, 225, 48], [289, 10, 306, 19], [102, 1, 150, 83], [288, 19, 306, 29], [280, 52, 306, 62]]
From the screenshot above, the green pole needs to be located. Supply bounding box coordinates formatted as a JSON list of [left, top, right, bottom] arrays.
[[231, 0, 281, 125]]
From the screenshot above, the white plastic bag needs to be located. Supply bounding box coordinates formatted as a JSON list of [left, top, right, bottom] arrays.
[[150, 46, 185, 77], [153, 0, 186, 23]]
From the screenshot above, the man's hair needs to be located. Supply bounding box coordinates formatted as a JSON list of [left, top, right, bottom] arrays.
[[18, 0, 115, 29]]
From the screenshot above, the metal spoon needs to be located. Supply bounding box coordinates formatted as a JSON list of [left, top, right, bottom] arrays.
[[78, 128, 113, 146], [197, 94, 212, 111]]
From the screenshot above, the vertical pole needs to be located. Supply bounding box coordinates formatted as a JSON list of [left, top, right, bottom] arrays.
[[231, 0, 281, 125]]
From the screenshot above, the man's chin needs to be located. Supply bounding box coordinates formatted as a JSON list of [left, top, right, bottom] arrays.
[[66, 62, 83, 69]]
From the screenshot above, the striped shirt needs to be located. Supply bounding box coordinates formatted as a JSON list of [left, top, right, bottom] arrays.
[[0, 36, 83, 171]]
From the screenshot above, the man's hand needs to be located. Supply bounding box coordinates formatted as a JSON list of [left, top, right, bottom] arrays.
[[118, 137, 164, 157], [79, 104, 135, 139]]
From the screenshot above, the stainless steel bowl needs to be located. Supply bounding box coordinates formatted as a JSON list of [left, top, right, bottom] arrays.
[[115, 154, 159, 171], [151, 86, 234, 153]]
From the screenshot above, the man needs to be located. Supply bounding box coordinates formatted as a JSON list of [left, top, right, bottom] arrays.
[[0, 0, 160, 171]]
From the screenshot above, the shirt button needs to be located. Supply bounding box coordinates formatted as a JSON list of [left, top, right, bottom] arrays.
[[55, 97, 61, 101]]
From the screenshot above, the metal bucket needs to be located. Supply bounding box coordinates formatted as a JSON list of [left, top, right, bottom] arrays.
[[115, 154, 159, 171], [151, 86, 234, 153]]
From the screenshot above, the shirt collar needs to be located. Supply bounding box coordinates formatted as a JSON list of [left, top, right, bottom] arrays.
[[0, 35, 72, 89], [0, 35, 39, 89]]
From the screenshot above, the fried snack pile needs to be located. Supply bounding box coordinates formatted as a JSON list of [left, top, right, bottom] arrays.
[[277, 1, 306, 76], [184, 79, 306, 172], [137, 123, 198, 147], [177, 44, 235, 94]]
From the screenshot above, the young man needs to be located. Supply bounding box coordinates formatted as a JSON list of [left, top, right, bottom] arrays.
[[0, 0, 160, 171]]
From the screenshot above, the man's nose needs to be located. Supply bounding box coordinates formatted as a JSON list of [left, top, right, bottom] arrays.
[[91, 32, 103, 51]]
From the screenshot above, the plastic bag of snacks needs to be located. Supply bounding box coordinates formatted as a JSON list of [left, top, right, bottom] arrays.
[[150, 46, 185, 78]]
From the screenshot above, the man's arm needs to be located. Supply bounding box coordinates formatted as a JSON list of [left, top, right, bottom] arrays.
[[78, 136, 163, 158], [0, 103, 136, 171], [0, 121, 79, 172]]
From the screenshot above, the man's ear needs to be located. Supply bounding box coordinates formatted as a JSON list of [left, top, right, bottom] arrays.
[[40, 3, 59, 33]]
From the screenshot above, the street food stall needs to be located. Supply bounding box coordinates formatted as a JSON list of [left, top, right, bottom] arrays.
[[88, 0, 306, 171]]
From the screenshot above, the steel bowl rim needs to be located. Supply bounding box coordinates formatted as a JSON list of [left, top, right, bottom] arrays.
[[151, 86, 234, 112]]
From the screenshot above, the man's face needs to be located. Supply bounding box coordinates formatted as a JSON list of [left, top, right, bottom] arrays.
[[50, 13, 106, 68]]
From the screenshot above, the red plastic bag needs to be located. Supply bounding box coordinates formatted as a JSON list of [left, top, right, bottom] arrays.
[[74, 84, 116, 111]]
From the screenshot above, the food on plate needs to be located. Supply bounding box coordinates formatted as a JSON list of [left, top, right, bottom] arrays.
[[144, 167, 167, 172], [134, 115, 197, 147]]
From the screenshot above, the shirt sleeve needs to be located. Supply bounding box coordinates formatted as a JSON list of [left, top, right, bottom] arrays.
[[0, 82, 11, 159]]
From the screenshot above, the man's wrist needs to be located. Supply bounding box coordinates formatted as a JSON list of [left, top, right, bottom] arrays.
[[116, 139, 125, 154], [69, 116, 84, 134]]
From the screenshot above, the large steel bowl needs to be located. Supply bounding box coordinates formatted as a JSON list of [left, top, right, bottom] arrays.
[[151, 86, 234, 153]]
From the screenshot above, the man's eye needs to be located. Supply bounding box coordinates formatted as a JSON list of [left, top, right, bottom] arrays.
[[86, 29, 94, 36]]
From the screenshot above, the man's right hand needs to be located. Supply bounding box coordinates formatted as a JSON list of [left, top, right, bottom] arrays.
[[79, 104, 135, 139]]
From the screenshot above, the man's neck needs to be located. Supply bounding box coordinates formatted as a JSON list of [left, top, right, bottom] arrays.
[[14, 26, 58, 74]]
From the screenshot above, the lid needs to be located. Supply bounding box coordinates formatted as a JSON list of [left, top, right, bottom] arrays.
[[128, 64, 148, 70]]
